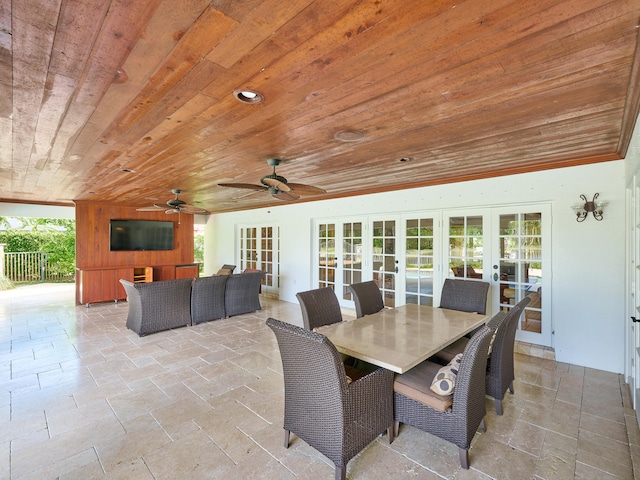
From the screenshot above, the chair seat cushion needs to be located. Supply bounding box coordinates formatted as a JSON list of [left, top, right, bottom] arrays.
[[394, 360, 453, 412], [434, 337, 468, 363]]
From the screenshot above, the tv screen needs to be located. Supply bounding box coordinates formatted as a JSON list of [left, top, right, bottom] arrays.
[[110, 220, 174, 251]]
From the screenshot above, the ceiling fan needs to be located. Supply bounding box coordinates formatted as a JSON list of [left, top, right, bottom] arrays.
[[136, 189, 209, 221], [218, 158, 326, 201]]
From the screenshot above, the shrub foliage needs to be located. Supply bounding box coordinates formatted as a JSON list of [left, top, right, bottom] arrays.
[[0, 219, 76, 281]]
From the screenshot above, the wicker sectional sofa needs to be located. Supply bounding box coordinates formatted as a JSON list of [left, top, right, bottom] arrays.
[[120, 270, 265, 336]]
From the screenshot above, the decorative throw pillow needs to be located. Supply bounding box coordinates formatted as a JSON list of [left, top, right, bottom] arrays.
[[430, 354, 463, 396]]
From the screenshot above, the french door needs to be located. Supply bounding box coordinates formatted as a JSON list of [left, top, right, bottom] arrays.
[[315, 215, 435, 309], [314, 205, 550, 347], [317, 222, 337, 291], [628, 177, 640, 414], [443, 205, 551, 346], [315, 217, 397, 308], [239, 225, 279, 296], [403, 215, 437, 306], [371, 218, 398, 308], [491, 207, 550, 345]]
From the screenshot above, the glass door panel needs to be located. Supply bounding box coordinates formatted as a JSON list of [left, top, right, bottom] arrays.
[[240, 227, 257, 269], [491, 206, 550, 346], [498, 213, 542, 332], [405, 217, 435, 306], [239, 225, 279, 296], [448, 215, 484, 279], [342, 222, 363, 301], [318, 223, 336, 290], [372, 219, 396, 307], [260, 226, 277, 291]]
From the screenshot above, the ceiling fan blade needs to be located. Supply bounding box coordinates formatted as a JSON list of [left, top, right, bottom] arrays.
[[165, 209, 180, 214], [218, 183, 267, 191], [181, 204, 209, 214], [261, 177, 291, 191], [287, 183, 327, 195], [273, 190, 300, 201], [136, 205, 165, 211]]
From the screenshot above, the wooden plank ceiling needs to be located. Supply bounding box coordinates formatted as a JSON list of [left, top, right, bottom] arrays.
[[1, 0, 639, 214]]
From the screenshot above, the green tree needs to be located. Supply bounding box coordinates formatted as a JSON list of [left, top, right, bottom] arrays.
[[194, 231, 204, 273], [0, 217, 13, 229]]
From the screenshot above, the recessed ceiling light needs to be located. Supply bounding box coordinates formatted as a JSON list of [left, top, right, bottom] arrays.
[[397, 156, 414, 162], [120, 168, 136, 173], [233, 89, 264, 104], [334, 130, 365, 142]]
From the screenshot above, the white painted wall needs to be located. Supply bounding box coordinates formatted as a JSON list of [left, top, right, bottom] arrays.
[[206, 161, 626, 373]]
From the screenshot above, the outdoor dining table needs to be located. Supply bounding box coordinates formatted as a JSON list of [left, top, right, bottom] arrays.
[[315, 303, 489, 374]]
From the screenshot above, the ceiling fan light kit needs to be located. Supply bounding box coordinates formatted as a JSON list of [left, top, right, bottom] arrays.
[[218, 158, 326, 201]]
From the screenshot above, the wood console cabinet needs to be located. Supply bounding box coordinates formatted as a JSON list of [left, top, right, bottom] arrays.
[[76, 267, 132, 305], [133, 267, 153, 283], [76, 263, 199, 305]]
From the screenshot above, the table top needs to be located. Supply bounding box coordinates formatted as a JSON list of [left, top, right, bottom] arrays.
[[316, 304, 489, 373]]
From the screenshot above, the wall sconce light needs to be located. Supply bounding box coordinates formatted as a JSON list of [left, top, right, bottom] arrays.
[[571, 193, 607, 222]]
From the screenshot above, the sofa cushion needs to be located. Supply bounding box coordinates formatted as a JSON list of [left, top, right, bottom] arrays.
[[225, 271, 265, 317], [191, 275, 228, 324], [120, 278, 193, 336], [394, 360, 453, 412]]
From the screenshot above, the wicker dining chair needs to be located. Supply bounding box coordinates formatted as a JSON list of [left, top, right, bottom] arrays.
[[486, 295, 531, 415], [296, 287, 343, 330], [440, 278, 490, 339], [348, 280, 384, 318], [266, 317, 394, 480], [439, 278, 490, 314], [393, 325, 493, 469]]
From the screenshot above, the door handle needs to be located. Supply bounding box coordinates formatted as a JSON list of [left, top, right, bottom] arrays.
[[493, 272, 499, 281], [632, 316, 640, 323]]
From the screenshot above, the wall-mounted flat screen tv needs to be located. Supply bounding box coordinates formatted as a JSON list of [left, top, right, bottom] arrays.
[[110, 220, 174, 251]]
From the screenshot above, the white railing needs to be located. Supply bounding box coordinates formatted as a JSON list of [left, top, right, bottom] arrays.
[[3, 252, 72, 282]]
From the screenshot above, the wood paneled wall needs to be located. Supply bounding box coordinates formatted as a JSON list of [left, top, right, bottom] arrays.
[[75, 201, 194, 269]]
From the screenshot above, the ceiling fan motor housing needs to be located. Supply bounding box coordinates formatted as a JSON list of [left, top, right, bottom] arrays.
[[260, 174, 288, 188]]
